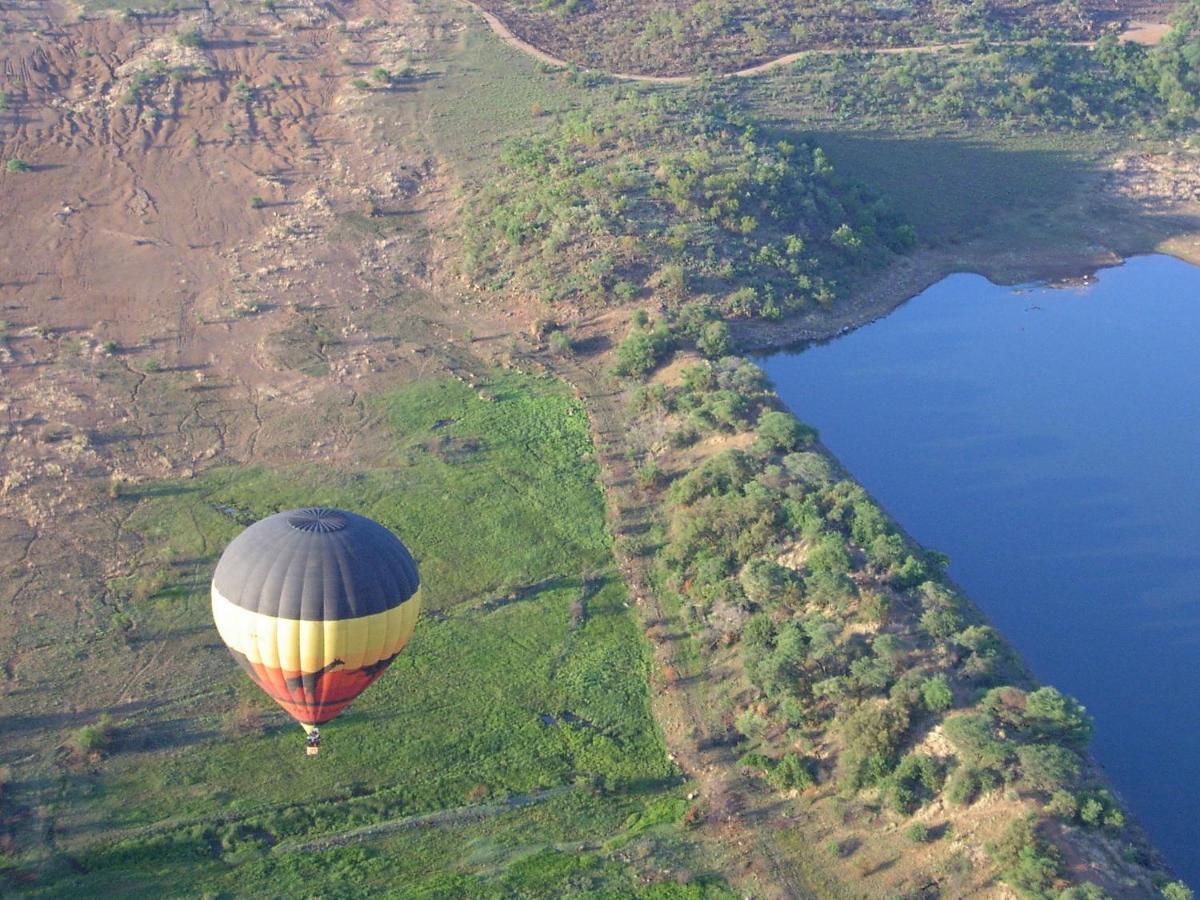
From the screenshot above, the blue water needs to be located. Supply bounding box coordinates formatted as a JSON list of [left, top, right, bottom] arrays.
[[755, 254, 1200, 885]]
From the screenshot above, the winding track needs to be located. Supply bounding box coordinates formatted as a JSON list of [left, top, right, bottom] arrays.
[[458, 0, 1109, 84]]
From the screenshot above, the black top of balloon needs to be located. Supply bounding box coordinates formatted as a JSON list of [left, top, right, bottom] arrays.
[[212, 508, 420, 621]]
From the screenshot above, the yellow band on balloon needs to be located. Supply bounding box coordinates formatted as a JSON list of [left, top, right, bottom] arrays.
[[211, 585, 420, 673]]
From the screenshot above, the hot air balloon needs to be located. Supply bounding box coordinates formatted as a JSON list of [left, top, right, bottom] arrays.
[[210, 507, 420, 754]]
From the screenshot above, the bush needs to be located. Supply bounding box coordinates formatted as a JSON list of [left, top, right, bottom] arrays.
[[905, 822, 930, 843], [767, 752, 815, 791], [1015, 744, 1080, 793], [945, 764, 998, 806], [176, 28, 205, 48], [888, 753, 943, 814], [613, 322, 673, 377], [920, 674, 953, 712], [755, 410, 814, 454], [987, 814, 1060, 896], [71, 715, 115, 756], [697, 320, 732, 359], [548, 331, 573, 355]]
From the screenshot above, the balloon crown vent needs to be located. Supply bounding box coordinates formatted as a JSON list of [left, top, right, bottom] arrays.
[[287, 508, 348, 533]]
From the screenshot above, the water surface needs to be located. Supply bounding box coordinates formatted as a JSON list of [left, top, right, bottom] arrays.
[[756, 254, 1200, 884]]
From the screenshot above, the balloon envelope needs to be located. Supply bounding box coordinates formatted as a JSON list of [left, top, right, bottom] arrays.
[[211, 507, 420, 731]]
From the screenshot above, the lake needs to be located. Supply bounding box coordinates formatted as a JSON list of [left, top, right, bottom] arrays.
[[755, 254, 1200, 886]]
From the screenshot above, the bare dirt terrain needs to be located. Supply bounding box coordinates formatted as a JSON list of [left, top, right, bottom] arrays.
[[0, 0, 484, 805]]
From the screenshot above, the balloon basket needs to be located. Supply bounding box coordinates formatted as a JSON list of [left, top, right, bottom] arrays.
[[306, 745, 320, 757]]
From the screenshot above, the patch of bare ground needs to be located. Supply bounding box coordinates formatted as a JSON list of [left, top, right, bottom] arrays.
[[1110, 149, 1200, 207]]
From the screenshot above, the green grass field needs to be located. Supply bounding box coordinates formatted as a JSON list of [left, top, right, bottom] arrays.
[[4, 372, 728, 897]]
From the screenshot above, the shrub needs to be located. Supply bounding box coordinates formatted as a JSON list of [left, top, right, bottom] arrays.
[[71, 715, 115, 756], [920, 674, 953, 712], [697, 320, 732, 358], [613, 322, 673, 377], [176, 28, 204, 48], [945, 764, 999, 806], [1015, 743, 1080, 793], [905, 822, 930, 843], [987, 814, 1060, 896], [888, 753, 943, 814], [548, 331, 573, 355], [755, 410, 814, 453], [767, 752, 815, 791], [6, 158, 31, 173], [249, 196, 265, 209]]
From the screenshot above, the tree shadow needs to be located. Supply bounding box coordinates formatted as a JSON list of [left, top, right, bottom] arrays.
[[759, 127, 1199, 279]]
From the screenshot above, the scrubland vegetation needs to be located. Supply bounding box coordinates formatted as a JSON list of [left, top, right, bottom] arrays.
[[616, 350, 1189, 897], [459, 92, 913, 318], [477, 0, 1097, 75], [759, 3, 1200, 135]]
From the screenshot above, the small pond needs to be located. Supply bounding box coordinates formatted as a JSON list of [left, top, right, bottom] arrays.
[[755, 254, 1200, 885]]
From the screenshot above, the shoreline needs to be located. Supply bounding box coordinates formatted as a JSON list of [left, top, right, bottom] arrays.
[[734, 235, 1200, 354]]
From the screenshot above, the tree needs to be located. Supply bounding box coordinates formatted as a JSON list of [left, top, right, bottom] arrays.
[[888, 753, 943, 813], [920, 606, 964, 641], [905, 822, 931, 842], [943, 713, 1011, 768], [739, 558, 800, 606], [755, 410, 814, 453], [768, 752, 815, 791], [613, 322, 673, 377], [1023, 687, 1093, 748], [6, 158, 31, 173], [697, 320, 732, 358], [840, 700, 910, 786], [945, 764, 999, 806], [921, 674, 953, 712]]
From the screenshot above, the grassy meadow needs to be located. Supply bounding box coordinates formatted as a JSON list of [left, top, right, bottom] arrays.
[[4, 372, 727, 897]]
